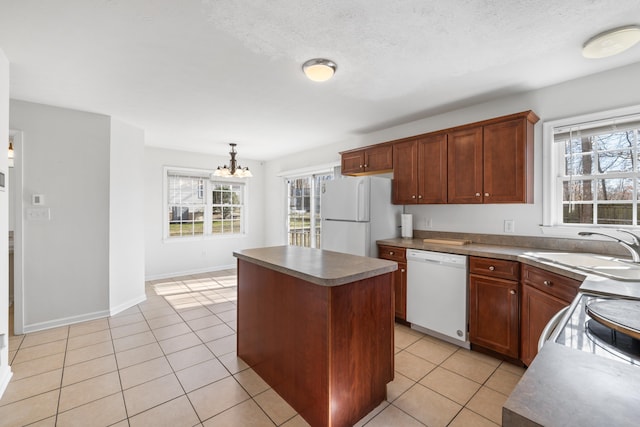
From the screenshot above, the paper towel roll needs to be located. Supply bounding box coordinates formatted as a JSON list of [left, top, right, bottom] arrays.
[[401, 214, 413, 238]]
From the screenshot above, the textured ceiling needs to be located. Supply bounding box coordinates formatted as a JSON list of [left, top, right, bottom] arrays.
[[1, 0, 640, 160]]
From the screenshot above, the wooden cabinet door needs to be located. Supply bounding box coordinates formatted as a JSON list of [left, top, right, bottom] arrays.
[[392, 140, 419, 204], [469, 274, 519, 358], [520, 284, 569, 366], [341, 150, 365, 175], [483, 118, 530, 203], [365, 145, 393, 173], [394, 262, 407, 320], [447, 126, 483, 204], [417, 133, 448, 204]]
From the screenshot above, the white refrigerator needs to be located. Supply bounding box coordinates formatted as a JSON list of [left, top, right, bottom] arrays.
[[320, 176, 402, 257]]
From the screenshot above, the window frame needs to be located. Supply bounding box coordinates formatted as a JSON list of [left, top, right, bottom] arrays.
[[542, 105, 640, 234], [163, 166, 248, 241]]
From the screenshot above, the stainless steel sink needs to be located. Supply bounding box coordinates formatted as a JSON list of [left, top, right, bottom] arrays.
[[524, 252, 640, 282]]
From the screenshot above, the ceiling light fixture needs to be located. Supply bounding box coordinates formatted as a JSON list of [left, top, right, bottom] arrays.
[[582, 25, 640, 58], [213, 143, 252, 178], [302, 58, 337, 82]]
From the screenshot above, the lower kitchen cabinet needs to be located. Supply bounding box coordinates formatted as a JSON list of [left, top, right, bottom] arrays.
[[469, 256, 520, 359], [378, 244, 407, 321], [520, 264, 581, 366]]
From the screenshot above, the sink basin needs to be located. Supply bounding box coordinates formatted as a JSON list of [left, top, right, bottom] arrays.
[[524, 252, 640, 282]]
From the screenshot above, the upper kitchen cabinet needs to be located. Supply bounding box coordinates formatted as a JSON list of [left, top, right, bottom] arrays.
[[393, 134, 447, 204], [447, 126, 483, 204], [448, 111, 539, 204], [341, 144, 393, 176]]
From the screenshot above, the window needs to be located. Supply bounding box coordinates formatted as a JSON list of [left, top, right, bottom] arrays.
[[545, 107, 640, 228], [286, 172, 334, 248], [166, 169, 246, 238]]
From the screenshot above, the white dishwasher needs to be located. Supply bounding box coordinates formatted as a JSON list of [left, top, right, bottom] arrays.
[[406, 249, 469, 348]]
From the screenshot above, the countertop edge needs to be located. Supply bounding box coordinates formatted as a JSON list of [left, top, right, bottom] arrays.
[[234, 246, 397, 287]]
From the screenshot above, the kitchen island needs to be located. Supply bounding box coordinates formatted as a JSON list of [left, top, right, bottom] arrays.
[[233, 246, 397, 427]]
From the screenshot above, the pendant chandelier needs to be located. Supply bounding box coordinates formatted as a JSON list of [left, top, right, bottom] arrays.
[[213, 143, 253, 178]]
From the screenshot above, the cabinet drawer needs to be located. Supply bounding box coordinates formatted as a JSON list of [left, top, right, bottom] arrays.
[[521, 264, 581, 303], [378, 245, 406, 262], [469, 256, 519, 281]]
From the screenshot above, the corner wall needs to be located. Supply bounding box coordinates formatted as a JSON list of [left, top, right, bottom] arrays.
[[10, 100, 111, 332], [0, 48, 12, 398], [109, 119, 146, 314]]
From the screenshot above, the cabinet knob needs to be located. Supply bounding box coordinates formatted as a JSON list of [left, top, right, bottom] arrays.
[[401, 268, 405, 273], [510, 289, 516, 295], [363, 164, 368, 168], [475, 192, 481, 197], [485, 193, 489, 197], [412, 195, 416, 199], [359, 164, 363, 168], [488, 266, 495, 271], [418, 195, 423, 199], [389, 251, 394, 255], [543, 280, 552, 287]]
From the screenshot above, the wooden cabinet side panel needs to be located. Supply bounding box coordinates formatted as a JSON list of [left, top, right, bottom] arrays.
[[483, 118, 528, 203], [237, 260, 329, 426], [520, 284, 569, 366], [395, 262, 407, 320], [469, 274, 519, 358], [330, 273, 394, 427], [448, 127, 483, 204], [418, 134, 448, 204], [392, 140, 419, 204]]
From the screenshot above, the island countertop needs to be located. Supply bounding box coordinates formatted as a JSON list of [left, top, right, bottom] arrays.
[[233, 245, 397, 287]]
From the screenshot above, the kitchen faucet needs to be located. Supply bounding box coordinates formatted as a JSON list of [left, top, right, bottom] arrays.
[[578, 230, 640, 263]]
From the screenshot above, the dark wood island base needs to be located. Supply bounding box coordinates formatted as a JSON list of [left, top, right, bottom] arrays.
[[234, 246, 397, 427]]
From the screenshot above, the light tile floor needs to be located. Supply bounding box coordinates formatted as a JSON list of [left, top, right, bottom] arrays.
[[1, 269, 524, 426]]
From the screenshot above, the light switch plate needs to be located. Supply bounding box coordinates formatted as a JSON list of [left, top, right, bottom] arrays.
[[32, 194, 44, 205], [26, 207, 50, 221]]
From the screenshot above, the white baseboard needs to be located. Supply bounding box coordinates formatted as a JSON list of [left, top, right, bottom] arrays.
[[0, 365, 13, 399], [145, 264, 236, 281], [110, 294, 147, 316], [23, 309, 111, 334]]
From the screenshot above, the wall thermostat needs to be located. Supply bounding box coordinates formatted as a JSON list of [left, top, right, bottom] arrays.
[[32, 194, 44, 205]]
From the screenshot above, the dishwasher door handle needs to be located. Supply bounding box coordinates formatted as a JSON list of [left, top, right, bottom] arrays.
[[409, 257, 443, 265]]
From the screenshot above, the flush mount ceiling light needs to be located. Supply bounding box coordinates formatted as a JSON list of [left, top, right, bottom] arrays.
[[302, 58, 337, 82], [582, 25, 640, 58], [213, 143, 253, 178]]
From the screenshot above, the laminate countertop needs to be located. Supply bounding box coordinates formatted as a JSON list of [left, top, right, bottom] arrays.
[[233, 245, 397, 287], [378, 236, 640, 426]]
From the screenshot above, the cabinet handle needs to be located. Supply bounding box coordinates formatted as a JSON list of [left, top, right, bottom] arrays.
[[510, 289, 516, 295], [488, 266, 495, 271], [485, 192, 489, 197], [475, 193, 481, 197], [543, 280, 552, 287]]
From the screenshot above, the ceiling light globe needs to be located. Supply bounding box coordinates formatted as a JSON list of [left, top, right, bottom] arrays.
[[582, 25, 640, 58], [302, 59, 337, 82]]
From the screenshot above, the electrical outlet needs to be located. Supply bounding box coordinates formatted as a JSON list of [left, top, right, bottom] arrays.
[[504, 219, 515, 233], [26, 207, 51, 221]]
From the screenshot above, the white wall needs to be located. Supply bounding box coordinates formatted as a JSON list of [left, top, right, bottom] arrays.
[[109, 119, 146, 314], [0, 48, 12, 397], [264, 62, 640, 244], [10, 100, 111, 331], [144, 147, 265, 279]]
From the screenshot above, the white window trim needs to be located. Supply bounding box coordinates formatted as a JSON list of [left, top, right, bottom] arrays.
[[541, 104, 640, 235], [163, 165, 249, 242]]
